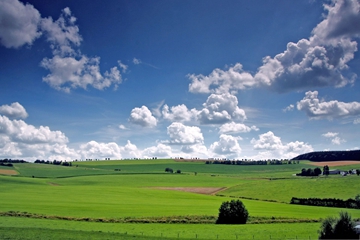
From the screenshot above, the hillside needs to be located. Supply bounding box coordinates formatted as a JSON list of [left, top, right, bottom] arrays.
[[292, 150, 360, 162]]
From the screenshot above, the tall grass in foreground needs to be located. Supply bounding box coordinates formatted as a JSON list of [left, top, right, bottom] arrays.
[[0, 217, 320, 239]]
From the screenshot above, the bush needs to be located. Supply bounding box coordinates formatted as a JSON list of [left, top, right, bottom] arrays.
[[216, 200, 248, 224], [318, 211, 358, 239]]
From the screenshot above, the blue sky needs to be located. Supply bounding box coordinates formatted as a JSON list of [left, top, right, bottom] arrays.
[[0, 0, 359, 161]]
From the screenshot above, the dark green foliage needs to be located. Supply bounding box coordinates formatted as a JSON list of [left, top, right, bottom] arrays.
[[290, 197, 360, 209], [176, 169, 181, 174], [292, 149, 360, 161], [216, 200, 249, 224], [323, 165, 329, 176], [319, 212, 358, 239], [165, 167, 173, 173], [297, 167, 322, 176]]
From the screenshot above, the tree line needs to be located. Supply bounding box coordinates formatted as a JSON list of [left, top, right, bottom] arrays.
[[0, 159, 27, 167], [205, 159, 299, 165], [34, 159, 72, 166], [290, 197, 360, 209]]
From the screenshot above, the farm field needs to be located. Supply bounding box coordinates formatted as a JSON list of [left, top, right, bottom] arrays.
[[0, 159, 360, 239]]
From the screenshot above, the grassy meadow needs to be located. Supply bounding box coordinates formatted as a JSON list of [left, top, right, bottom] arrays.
[[0, 159, 360, 239]]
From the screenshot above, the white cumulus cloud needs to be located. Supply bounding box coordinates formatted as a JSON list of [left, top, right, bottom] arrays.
[[166, 122, 203, 145], [188, 0, 359, 94], [297, 91, 360, 119], [0, 0, 41, 48], [219, 122, 258, 134], [322, 132, 346, 145], [198, 93, 246, 124], [250, 131, 313, 159], [129, 106, 157, 128], [209, 134, 242, 159], [0, 102, 28, 119], [162, 104, 198, 123], [79, 141, 122, 159]]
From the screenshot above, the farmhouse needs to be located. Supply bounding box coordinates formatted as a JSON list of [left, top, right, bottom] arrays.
[[355, 224, 360, 234], [328, 169, 340, 175]]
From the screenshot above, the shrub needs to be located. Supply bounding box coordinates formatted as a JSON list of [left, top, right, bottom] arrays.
[[318, 211, 358, 239], [176, 170, 181, 174], [216, 200, 248, 224]]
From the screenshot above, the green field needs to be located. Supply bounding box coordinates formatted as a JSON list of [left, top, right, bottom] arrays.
[[0, 159, 359, 239]]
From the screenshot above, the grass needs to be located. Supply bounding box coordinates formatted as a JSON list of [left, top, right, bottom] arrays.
[[1, 159, 360, 239], [0, 216, 321, 239]]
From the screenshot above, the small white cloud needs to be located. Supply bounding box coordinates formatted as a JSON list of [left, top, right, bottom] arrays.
[[322, 132, 345, 145], [128, 106, 157, 128], [283, 104, 294, 112], [354, 118, 360, 124], [188, 63, 255, 94], [40, 7, 82, 56], [118, 124, 128, 130], [331, 136, 346, 145], [133, 58, 141, 65], [0, 0, 41, 48], [0, 102, 28, 119], [219, 122, 258, 134], [118, 60, 128, 73], [322, 132, 338, 138]]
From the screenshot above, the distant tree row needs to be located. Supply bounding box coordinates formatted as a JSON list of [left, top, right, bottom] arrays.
[[290, 196, 360, 209], [0, 159, 27, 163], [205, 159, 299, 165], [34, 159, 72, 167]]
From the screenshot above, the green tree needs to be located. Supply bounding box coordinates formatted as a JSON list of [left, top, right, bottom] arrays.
[[216, 200, 249, 224], [318, 211, 358, 239]]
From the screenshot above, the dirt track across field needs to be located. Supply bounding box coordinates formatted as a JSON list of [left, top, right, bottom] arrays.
[[0, 169, 18, 175], [155, 187, 226, 195], [309, 161, 360, 167]]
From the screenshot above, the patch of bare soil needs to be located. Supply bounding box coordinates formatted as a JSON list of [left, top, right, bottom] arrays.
[[48, 182, 60, 186], [309, 161, 360, 167], [155, 187, 226, 195], [0, 169, 18, 175]]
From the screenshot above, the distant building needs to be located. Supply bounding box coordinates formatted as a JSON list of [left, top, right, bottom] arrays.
[[328, 169, 340, 175]]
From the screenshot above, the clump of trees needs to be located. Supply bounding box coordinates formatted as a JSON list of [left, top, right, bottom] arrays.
[[216, 200, 249, 224], [296, 167, 322, 176], [165, 168, 182, 174], [319, 211, 358, 239]]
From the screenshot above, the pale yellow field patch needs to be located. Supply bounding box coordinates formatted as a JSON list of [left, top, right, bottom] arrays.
[[309, 161, 360, 167], [0, 169, 18, 175], [154, 187, 226, 195]]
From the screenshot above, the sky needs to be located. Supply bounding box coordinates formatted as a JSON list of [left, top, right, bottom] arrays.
[[0, 0, 360, 161]]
